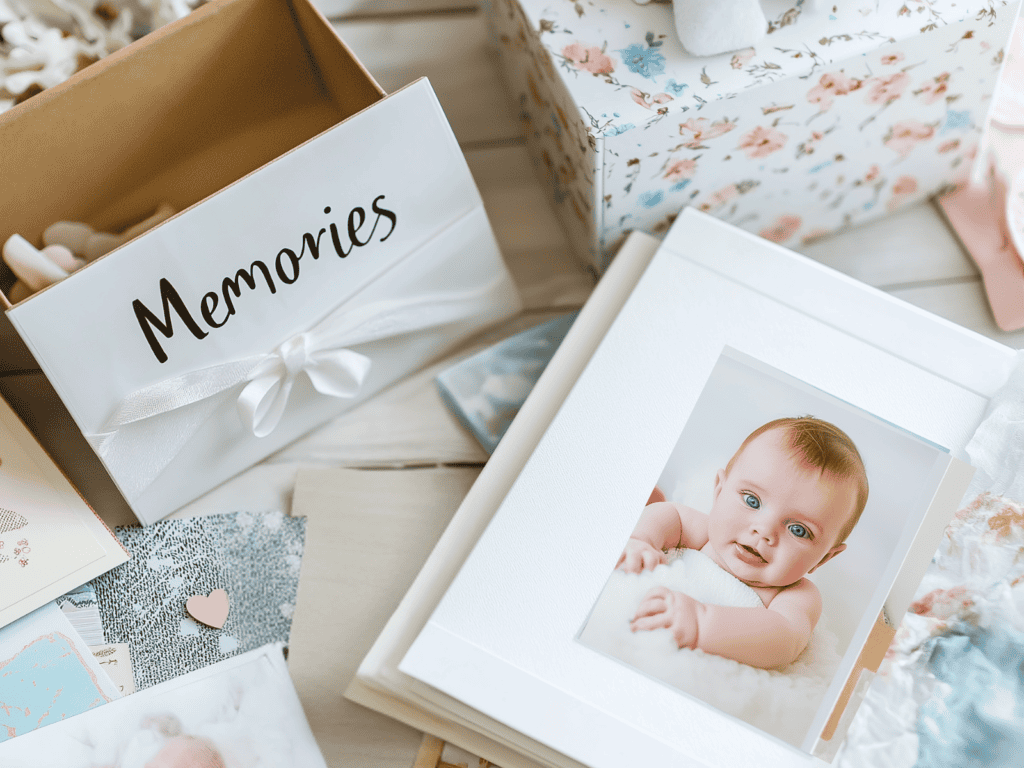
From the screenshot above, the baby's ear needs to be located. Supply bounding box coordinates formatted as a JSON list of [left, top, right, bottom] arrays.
[[713, 468, 726, 500], [809, 542, 846, 574]]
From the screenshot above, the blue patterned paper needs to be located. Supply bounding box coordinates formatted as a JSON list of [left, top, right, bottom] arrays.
[[915, 623, 1024, 768], [0, 632, 110, 742], [436, 312, 577, 453], [0, 603, 117, 742]]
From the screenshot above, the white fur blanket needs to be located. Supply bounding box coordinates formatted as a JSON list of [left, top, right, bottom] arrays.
[[579, 549, 841, 747]]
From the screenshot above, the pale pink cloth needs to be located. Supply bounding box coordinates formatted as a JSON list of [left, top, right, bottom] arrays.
[[938, 21, 1024, 331]]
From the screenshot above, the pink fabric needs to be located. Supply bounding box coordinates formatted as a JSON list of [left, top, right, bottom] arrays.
[[937, 19, 1024, 331], [938, 171, 1024, 332]]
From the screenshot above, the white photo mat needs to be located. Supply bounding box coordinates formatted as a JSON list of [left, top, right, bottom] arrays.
[[576, 346, 969, 750], [397, 210, 1007, 768]]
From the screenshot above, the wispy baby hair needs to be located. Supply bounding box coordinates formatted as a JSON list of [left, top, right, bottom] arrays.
[[726, 416, 869, 544]]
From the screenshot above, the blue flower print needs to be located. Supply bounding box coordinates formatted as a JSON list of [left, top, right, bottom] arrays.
[[664, 79, 688, 96], [639, 190, 664, 208], [606, 123, 636, 136], [942, 109, 972, 133], [619, 42, 666, 80]]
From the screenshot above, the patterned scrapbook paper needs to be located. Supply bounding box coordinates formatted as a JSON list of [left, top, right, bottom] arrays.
[[436, 312, 578, 453], [56, 584, 105, 645], [91, 511, 306, 690], [0, 602, 120, 742]]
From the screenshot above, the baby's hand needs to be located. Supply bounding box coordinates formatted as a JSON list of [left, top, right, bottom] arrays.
[[630, 586, 700, 650], [616, 537, 667, 573]]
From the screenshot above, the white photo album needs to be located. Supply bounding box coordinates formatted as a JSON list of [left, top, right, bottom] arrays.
[[393, 211, 1012, 767]]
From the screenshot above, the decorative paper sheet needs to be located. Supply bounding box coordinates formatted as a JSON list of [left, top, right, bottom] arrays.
[[436, 312, 577, 453], [0, 644, 327, 768], [56, 584, 105, 645], [0, 602, 120, 742], [92, 510, 306, 690]]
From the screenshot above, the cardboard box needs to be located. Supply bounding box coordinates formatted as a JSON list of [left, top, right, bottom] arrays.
[[0, 0, 521, 524], [484, 0, 1020, 270]]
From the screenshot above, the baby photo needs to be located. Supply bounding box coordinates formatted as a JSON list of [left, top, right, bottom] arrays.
[[578, 348, 960, 750]]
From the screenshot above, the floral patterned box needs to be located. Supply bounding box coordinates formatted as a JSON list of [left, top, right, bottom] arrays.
[[484, 0, 1019, 271]]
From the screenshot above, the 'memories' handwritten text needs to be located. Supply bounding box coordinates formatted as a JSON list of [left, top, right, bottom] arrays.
[[132, 195, 397, 364]]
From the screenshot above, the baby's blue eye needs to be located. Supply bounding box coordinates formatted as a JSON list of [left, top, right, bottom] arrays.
[[788, 523, 810, 539], [742, 493, 760, 509]]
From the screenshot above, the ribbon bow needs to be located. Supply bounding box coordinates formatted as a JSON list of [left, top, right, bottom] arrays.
[[239, 332, 371, 438], [85, 275, 509, 502]]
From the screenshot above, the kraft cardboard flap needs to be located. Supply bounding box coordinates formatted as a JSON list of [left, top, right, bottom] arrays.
[[0, 0, 383, 282]]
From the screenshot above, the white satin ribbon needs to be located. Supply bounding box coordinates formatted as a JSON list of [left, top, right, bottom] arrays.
[[85, 275, 509, 502]]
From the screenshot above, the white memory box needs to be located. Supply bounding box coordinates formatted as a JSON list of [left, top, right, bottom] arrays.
[[5, 75, 520, 524]]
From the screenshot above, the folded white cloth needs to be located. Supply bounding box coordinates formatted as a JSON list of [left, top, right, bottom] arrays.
[[965, 350, 1024, 502]]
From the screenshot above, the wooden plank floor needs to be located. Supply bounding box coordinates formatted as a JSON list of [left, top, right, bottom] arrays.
[[0, 3, 1019, 766]]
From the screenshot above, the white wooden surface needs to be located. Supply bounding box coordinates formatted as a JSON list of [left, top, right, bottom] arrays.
[[0, 3, 1019, 766]]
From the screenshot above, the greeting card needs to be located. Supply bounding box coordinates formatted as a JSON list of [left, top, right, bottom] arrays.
[[0, 394, 128, 630]]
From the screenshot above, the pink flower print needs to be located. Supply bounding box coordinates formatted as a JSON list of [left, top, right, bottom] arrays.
[[910, 586, 975, 619], [760, 215, 802, 244], [678, 117, 736, 148], [699, 183, 739, 211], [891, 176, 917, 196], [916, 72, 950, 105], [880, 51, 905, 66], [938, 138, 961, 153], [738, 125, 788, 158], [887, 175, 918, 211], [865, 71, 911, 105], [730, 47, 755, 70], [800, 228, 830, 245], [865, 164, 881, 182], [631, 87, 673, 110], [806, 71, 862, 111], [663, 158, 697, 182], [884, 119, 935, 156], [562, 42, 615, 74]]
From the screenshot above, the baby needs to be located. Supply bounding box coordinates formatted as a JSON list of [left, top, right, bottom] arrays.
[[617, 416, 868, 670]]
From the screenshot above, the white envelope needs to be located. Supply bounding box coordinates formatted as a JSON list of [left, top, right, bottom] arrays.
[[8, 80, 521, 524]]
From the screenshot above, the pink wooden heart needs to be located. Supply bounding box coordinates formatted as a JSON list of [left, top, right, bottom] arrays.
[[185, 589, 230, 629]]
